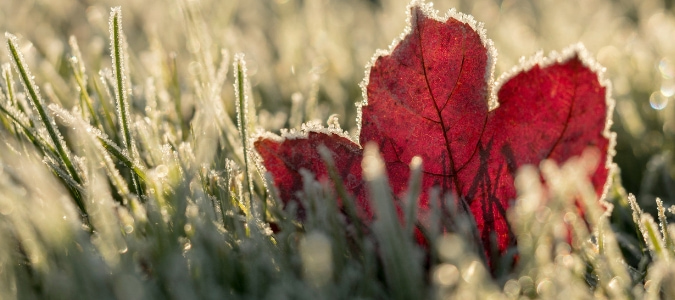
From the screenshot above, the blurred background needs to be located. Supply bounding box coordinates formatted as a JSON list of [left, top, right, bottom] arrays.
[[0, 0, 673, 210]]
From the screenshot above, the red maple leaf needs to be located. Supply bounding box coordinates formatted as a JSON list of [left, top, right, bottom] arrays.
[[253, 1, 614, 253]]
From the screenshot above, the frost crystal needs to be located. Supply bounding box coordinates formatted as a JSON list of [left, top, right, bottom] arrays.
[[68, 36, 86, 77]]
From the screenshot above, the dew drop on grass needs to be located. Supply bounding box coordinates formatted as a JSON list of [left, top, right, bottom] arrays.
[[154, 164, 168, 178], [608, 276, 623, 291], [519, 276, 535, 294], [659, 58, 675, 79], [503, 279, 521, 297], [650, 91, 669, 110], [438, 235, 464, 261], [660, 79, 675, 97], [300, 231, 333, 288], [563, 211, 577, 224], [536, 279, 555, 295], [0, 201, 14, 215], [460, 260, 481, 283], [434, 264, 459, 286]]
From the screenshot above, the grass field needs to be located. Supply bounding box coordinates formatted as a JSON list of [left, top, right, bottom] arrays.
[[0, 0, 674, 298]]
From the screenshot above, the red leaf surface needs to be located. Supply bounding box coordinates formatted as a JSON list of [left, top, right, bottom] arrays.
[[254, 1, 614, 253]]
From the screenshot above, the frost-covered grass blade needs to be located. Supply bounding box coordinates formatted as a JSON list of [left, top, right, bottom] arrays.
[[109, 7, 144, 198], [5, 33, 86, 214]]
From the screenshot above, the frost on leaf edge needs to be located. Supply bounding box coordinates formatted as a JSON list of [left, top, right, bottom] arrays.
[[253, 0, 500, 147], [252, 0, 617, 210], [250, 115, 355, 204], [356, 0, 499, 143], [251, 115, 353, 144], [494, 43, 617, 211]]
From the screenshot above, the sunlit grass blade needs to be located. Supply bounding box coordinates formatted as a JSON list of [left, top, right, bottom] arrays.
[[0, 93, 18, 138], [0, 85, 11, 132], [109, 8, 132, 151], [318, 145, 365, 242], [643, 214, 667, 261], [43, 155, 87, 198], [2, 63, 16, 107], [627, 193, 649, 252], [5, 32, 85, 212], [68, 36, 103, 131], [0, 100, 56, 154], [48, 101, 149, 197], [404, 156, 422, 238], [94, 69, 119, 141], [167, 52, 187, 140], [178, 0, 242, 167], [656, 198, 675, 252], [0, 64, 17, 135], [109, 7, 143, 197], [49, 103, 135, 206], [98, 135, 148, 183], [234, 54, 255, 217], [362, 143, 423, 300]]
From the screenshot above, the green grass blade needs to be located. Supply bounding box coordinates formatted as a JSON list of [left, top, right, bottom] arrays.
[[109, 8, 132, 153], [68, 36, 102, 131], [404, 156, 422, 238], [0, 101, 56, 155], [642, 214, 667, 260], [168, 53, 187, 140], [97, 135, 148, 183], [109, 7, 143, 197], [0, 84, 13, 132], [317, 145, 365, 242], [94, 69, 119, 141], [234, 54, 255, 217], [657, 198, 675, 253], [50, 102, 135, 205], [5, 33, 85, 212], [362, 143, 423, 300], [1, 63, 16, 107]]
